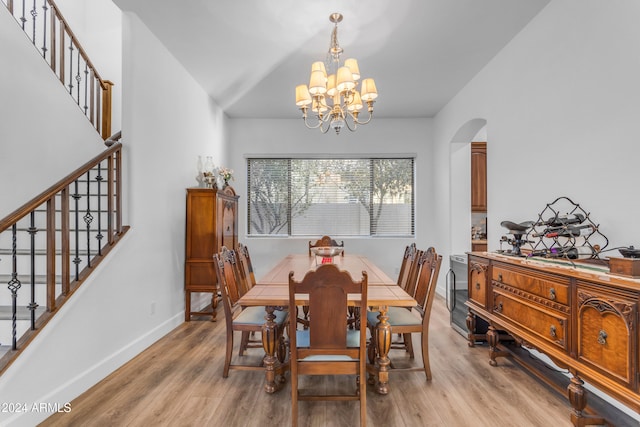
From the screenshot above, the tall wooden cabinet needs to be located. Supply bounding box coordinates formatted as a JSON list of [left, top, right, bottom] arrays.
[[185, 186, 239, 321]]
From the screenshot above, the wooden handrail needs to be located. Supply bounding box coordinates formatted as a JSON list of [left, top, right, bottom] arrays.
[[0, 140, 122, 233]]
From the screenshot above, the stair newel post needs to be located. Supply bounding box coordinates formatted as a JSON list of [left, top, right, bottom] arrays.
[[28, 211, 38, 330], [101, 81, 113, 140], [47, 196, 56, 311], [8, 224, 22, 350]]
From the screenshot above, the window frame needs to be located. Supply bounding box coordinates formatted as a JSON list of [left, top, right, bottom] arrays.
[[246, 154, 416, 238]]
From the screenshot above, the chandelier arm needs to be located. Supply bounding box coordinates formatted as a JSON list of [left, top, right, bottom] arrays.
[[320, 119, 332, 133], [352, 110, 373, 125], [343, 113, 358, 132], [302, 112, 324, 130]]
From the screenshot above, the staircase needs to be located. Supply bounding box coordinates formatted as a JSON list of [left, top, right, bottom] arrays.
[[0, 0, 126, 374]]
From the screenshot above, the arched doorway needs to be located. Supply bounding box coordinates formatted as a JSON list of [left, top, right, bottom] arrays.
[[449, 119, 487, 255]]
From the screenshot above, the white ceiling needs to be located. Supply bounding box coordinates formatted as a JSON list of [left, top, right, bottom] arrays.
[[112, 0, 551, 119]]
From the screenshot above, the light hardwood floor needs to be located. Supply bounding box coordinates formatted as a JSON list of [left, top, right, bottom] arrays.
[[41, 296, 574, 427]]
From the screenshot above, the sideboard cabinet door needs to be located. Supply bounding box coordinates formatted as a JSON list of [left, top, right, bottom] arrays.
[[577, 282, 637, 389], [468, 256, 489, 309]]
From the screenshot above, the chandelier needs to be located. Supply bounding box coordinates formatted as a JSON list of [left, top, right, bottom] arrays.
[[295, 13, 378, 135]]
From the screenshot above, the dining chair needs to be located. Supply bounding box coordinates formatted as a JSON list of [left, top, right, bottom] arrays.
[[367, 247, 442, 380], [213, 248, 288, 378], [301, 236, 347, 329], [289, 263, 368, 427], [387, 245, 423, 355], [308, 235, 345, 256], [236, 242, 256, 295], [397, 243, 418, 290]]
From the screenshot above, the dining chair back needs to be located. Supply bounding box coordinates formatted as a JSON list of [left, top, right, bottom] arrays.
[[236, 243, 256, 295], [289, 263, 368, 427], [219, 246, 242, 304], [402, 248, 425, 299], [367, 246, 442, 381], [397, 243, 418, 290], [214, 248, 288, 378], [308, 235, 345, 256]]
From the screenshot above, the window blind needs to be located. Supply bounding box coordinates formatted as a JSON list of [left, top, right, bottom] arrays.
[[248, 157, 414, 237]]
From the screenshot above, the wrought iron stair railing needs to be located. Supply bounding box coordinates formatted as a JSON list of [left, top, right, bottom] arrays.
[[0, 133, 128, 375], [2, 0, 113, 139]]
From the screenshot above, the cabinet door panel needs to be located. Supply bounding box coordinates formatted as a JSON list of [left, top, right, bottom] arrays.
[[468, 258, 488, 308], [578, 286, 636, 387], [186, 191, 216, 260], [471, 142, 487, 212], [218, 198, 237, 250]]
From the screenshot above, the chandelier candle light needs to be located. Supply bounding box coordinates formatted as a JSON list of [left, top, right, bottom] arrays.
[[295, 13, 378, 135]]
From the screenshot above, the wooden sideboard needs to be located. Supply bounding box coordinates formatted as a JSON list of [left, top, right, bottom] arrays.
[[466, 252, 639, 426], [185, 186, 238, 321]]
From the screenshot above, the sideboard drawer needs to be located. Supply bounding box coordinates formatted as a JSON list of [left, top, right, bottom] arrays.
[[493, 263, 570, 306], [492, 289, 569, 352]]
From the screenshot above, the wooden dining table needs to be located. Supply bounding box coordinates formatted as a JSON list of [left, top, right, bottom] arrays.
[[237, 253, 417, 395]]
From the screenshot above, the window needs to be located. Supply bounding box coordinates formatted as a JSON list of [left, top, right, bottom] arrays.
[[247, 157, 415, 237]]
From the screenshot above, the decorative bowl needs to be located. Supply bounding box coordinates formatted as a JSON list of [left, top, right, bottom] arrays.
[[310, 246, 344, 258]]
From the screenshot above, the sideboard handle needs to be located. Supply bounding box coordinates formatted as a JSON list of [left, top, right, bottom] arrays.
[[475, 282, 481, 290], [549, 288, 556, 301], [550, 325, 557, 338], [598, 330, 608, 345], [498, 273, 503, 281]]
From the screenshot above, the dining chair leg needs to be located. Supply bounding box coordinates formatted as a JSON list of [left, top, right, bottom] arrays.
[[302, 305, 310, 329], [403, 333, 414, 358], [421, 329, 432, 381], [367, 327, 377, 385], [239, 331, 250, 356], [291, 369, 299, 427], [360, 377, 367, 427], [223, 329, 234, 378]]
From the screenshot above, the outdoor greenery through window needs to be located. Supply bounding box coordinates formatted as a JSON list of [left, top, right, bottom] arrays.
[[247, 157, 415, 237]]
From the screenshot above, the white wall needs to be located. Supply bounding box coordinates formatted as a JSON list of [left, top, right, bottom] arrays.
[[434, 0, 640, 264], [432, 0, 640, 420], [0, 10, 227, 426], [0, 7, 105, 219], [227, 117, 434, 282]]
